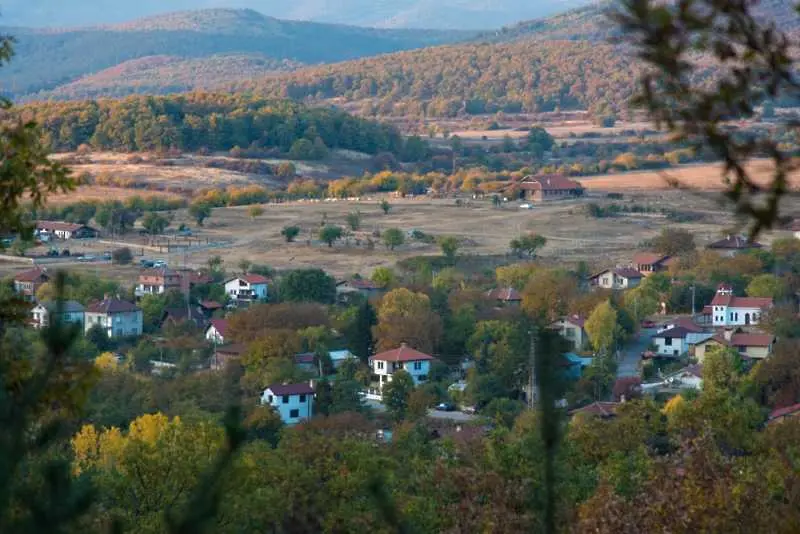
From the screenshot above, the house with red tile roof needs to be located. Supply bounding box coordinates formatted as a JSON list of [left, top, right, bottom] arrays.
[[224, 274, 270, 302], [13, 267, 49, 301], [632, 252, 674, 275], [694, 328, 775, 362], [568, 401, 619, 419], [590, 267, 643, 290], [260, 382, 315, 425], [706, 235, 763, 257], [551, 314, 589, 351], [707, 283, 772, 327], [516, 174, 585, 202], [205, 319, 229, 344], [486, 287, 522, 306], [35, 220, 98, 240], [768, 403, 800, 425], [336, 278, 385, 299], [367, 343, 434, 399]]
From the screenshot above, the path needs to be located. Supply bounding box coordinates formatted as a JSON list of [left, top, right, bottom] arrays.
[[617, 327, 655, 379]]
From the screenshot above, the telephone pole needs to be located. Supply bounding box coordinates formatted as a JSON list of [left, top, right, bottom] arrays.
[[527, 328, 539, 408]]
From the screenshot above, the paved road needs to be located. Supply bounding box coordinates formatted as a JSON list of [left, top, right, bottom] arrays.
[[617, 328, 655, 378], [365, 399, 477, 422]]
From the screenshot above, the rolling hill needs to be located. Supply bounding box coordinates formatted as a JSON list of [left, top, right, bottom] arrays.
[[2, 0, 595, 30], [0, 8, 471, 98]]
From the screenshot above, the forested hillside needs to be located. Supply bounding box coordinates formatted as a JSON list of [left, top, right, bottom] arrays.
[[233, 40, 641, 116], [0, 8, 469, 98], [20, 94, 408, 157]]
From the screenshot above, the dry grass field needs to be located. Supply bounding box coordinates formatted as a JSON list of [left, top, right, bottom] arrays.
[[46, 186, 185, 205]]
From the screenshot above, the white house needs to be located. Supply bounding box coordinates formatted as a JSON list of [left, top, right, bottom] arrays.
[[31, 300, 85, 329], [551, 314, 589, 351], [651, 326, 693, 357], [35, 221, 98, 240], [205, 319, 228, 344], [367, 343, 434, 400], [708, 283, 772, 327], [590, 267, 643, 290], [260, 382, 315, 425], [224, 274, 269, 302], [84, 299, 143, 338]]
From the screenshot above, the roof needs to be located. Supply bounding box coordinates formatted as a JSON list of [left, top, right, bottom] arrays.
[[161, 307, 207, 326], [487, 287, 522, 301], [555, 314, 586, 328], [36, 220, 93, 232], [265, 382, 315, 396], [207, 319, 228, 337], [632, 252, 670, 266], [658, 317, 705, 333], [710, 294, 773, 309], [14, 267, 48, 282], [344, 278, 381, 290], [199, 300, 223, 310], [329, 349, 356, 361], [568, 401, 619, 417], [653, 326, 694, 339], [769, 403, 800, 420], [700, 332, 775, 348], [666, 364, 704, 380], [372, 343, 434, 362], [86, 299, 139, 314], [706, 235, 763, 250], [216, 343, 246, 356], [518, 174, 584, 191], [614, 267, 644, 279], [37, 300, 84, 313], [294, 352, 316, 365]]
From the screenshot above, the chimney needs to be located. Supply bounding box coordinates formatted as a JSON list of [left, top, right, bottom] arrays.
[[400, 342, 407, 348], [620, 394, 626, 403], [723, 329, 734, 342], [103, 293, 110, 300], [309, 379, 316, 390]]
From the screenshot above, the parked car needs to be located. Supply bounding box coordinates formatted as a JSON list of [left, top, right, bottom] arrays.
[[152, 260, 167, 268], [78, 255, 95, 262], [461, 406, 477, 415], [102, 251, 112, 260], [641, 319, 656, 329], [139, 259, 155, 268], [519, 203, 534, 209], [61, 249, 70, 256], [435, 402, 457, 412]]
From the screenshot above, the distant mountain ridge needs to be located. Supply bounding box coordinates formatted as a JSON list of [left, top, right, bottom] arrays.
[[0, 8, 471, 98]]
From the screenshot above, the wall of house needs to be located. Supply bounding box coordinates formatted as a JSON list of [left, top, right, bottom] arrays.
[[653, 336, 687, 357], [85, 311, 142, 338], [712, 306, 764, 327], [252, 283, 268, 300], [741, 345, 771, 359], [260, 390, 313, 424], [205, 327, 224, 344], [555, 322, 587, 351]]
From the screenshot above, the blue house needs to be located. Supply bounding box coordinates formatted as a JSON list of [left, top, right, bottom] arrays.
[[561, 353, 593, 381]]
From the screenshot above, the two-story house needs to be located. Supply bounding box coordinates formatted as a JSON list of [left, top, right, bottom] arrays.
[[31, 300, 85, 329], [260, 382, 315, 425], [367, 343, 433, 400], [706, 235, 763, 257], [205, 319, 228, 344], [708, 283, 772, 327], [551, 315, 589, 351], [224, 274, 269, 302], [13, 267, 49, 301], [632, 252, 674, 276], [590, 267, 643, 290], [135, 268, 189, 298], [694, 329, 775, 362], [651, 326, 693, 357], [84, 299, 143, 338]]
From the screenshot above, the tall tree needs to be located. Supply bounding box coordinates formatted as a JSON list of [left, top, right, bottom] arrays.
[[585, 300, 620, 356], [373, 288, 441, 354]]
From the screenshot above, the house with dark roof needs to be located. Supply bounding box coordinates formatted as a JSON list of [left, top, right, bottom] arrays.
[[515, 175, 585, 202], [708, 283, 772, 327], [632, 252, 674, 275], [205, 319, 228, 344], [590, 267, 643, 290], [84, 299, 142, 338], [30, 300, 84, 329], [551, 314, 589, 351], [367, 343, 434, 399], [199, 300, 224, 316], [36, 220, 98, 240], [13, 267, 49, 301], [336, 278, 385, 300], [706, 235, 763, 257], [651, 326, 694, 357], [568, 401, 620, 419], [486, 287, 522, 306], [694, 328, 775, 362], [260, 382, 315, 425], [211, 343, 246, 370], [159, 306, 208, 330], [224, 274, 270, 302]]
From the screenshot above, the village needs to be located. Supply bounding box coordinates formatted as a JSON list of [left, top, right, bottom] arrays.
[[5, 171, 800, 428]]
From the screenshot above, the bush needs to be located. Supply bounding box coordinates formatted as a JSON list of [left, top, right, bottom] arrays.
[[111, 247, 133, 265]]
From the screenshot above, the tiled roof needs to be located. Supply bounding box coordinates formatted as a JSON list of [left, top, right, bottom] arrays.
[[769, 402, 800, 420], [614, 267, 644, 279], [162, 307, 207, 326], [266, 382, 315, 396], [632, 252, 670, 266], [519, 174, 584, 191], [558, 314, 586, 328], [199, 300, 223, 310], [216, 343, 246, 356], [294, 352, 316, 365], [207, 319, 228, 337], [243, 274, 270, 284], [345, 278, 381, 290], [707, 236, 763, 250], [702, 332, 775, 348], [569, 401, 619, 417], [710, 294, 773, 308], [36, 220, 88, 232], [86, 299, 139, 314], [658, 317, 704, 333], [372, 344, 434, 362], [487, 287, 522, 301], [653, 326, 693, 339], [139, 268, 181, 279], [14, 267, 48, 282]]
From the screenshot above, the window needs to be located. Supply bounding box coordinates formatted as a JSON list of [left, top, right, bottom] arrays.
[[377, 361, 384, 370], [730, 313, 734, 321], [299, 394, 306, 403], [418, 375, 428, 382], [565, 328, 575, 338], [665, 337, 673, 346], [282, 395, 289, 404], [289, 409, 299, 418], [267, 395, 273, 403], [413, 361, 422, 370]]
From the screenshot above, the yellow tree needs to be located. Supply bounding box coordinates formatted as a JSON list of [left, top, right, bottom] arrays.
[[521, 268, 577, 322], [584, 300, 619, 356], [373, 288, 442, 353]]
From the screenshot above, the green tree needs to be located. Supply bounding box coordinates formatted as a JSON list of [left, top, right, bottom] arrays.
[[746, 273, 786, 300], [382, 228, 405, 250], [438, 236, 460, 264], [339, 300, 377, 361], [188, 202, 212, 226], [380, 199, 391, 215], [281, 225, 300, 242], [585, 300, 620, 356], [319, 225, 344, 247], [371, 267, 395, 289], [279, 268, 336, 304], [275, 161, 296, 178], [650, 228, 695, 256], [509, 233, 547, 258], [382, 370, 414, 421], [346, 210, 361, 230], [248, 205, 265, 220], [141, 211, 171, 235]]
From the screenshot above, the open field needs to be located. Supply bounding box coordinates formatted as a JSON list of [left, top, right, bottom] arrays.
[[46, 186, 186, 204], [580, 160, 800, 192]]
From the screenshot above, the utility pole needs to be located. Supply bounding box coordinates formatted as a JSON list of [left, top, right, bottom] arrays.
[[691, 283, 696, 316], [527, 328, 539, 408]]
